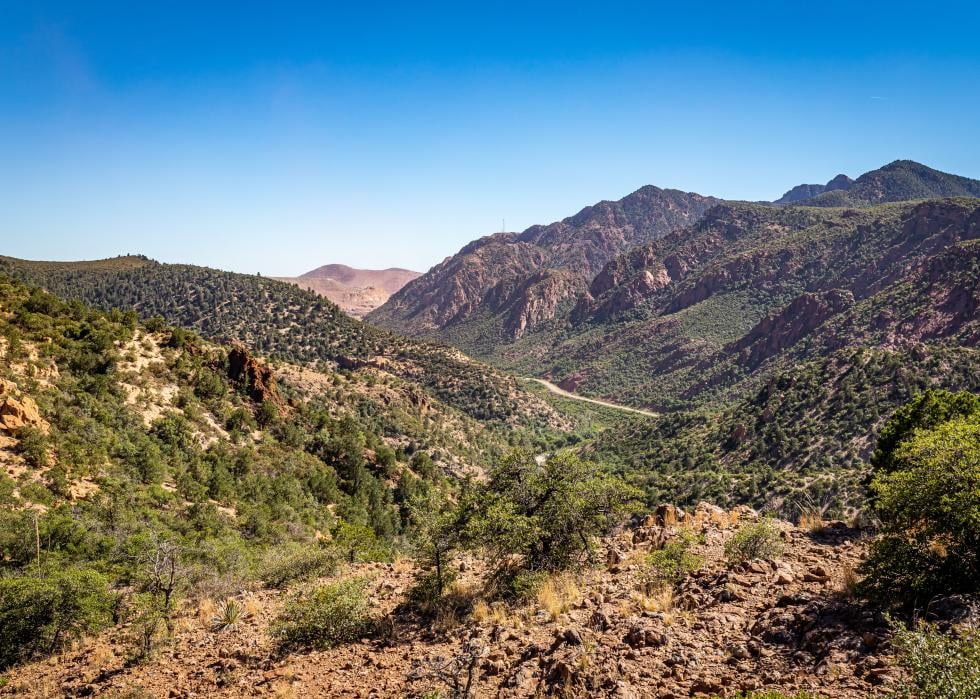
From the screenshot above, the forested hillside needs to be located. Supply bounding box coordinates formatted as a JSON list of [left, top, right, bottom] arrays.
[[0, 256, 561, 429]]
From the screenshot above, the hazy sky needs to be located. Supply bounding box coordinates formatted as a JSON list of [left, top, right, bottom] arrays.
[[2, 1, 979, 275]]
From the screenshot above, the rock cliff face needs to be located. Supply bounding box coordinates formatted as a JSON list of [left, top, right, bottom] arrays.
[[731, 289, 855, 370], [367, 186, 719, 340], [227, 341, 284, 411]]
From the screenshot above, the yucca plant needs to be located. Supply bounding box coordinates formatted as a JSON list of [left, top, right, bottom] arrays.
[[211, 598, 244, 632]]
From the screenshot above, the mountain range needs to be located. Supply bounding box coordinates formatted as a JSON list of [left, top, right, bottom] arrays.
[[365, 160, 980, 507], [273, 264, 419, 317], [2, 159, 978, 512], [370, 160, 980, 347]]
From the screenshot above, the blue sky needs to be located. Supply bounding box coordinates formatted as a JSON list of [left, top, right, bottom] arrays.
[[2, 2, 979, 275]]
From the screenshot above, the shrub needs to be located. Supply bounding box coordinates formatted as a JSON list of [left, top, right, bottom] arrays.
[[643, 531, 703, 592], [890, 620, 980, 699], [270, 577, 374, 651], [16, 426, 50, 469], [259, 545, 340, 589], [0, 568, 114, 669], [860, 396, 980, 608], [468, 451, 640, 575], [407, 567, 460, 609], [725, 519, 784, 564]]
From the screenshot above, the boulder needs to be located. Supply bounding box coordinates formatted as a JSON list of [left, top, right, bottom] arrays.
[[0, 380, 49, 435], [692, 501, 731, 528]]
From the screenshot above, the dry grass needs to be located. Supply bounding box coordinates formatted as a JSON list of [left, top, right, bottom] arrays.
[[798, 507, 826, 533], [196, 598, 219, 629], [632, 586, 674, 614], [834, 563, 859, 598], [471, 600, 517, 627], [270, 680, 297, 699], [242, 594, 263, 618], [536, 573, 581, 622], [85, 643, 116, 672]]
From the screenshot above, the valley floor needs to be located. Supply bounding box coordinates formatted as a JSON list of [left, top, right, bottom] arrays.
[[525, 378, 659, 419]]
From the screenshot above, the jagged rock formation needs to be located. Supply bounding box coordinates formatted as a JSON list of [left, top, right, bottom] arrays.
[[227, 341, 284, 410], [544, 198, 980, 410], [368, 186, 719, 340], [372, 160, 980, 363]]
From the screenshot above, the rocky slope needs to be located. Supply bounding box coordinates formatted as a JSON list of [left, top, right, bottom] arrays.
[[274, 264, 420, 317], [537, 197, 980, 409], [0, 505, 910, 699], [371, 160, 979, 355], [368, 186, 720, 342]]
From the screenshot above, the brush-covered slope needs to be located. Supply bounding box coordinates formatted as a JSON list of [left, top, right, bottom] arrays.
[[776, 160, 980, 207], [367, 186, 720, 343], [0, 273, 550, 606], [0, 256, 561, 429]]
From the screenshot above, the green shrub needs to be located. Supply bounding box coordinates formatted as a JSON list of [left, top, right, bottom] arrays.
[[725, 519, 784, 564], [259, 545, 340, 588], [468, 451, 640, 574], [891, 620, 980, 699], [0, 568, 114, 669], [860, 394, 980, 608], [16, 426, 50, 469], [643, 530, 703, 591], [407, 567, 460, 608], [501, 570, 548, 602], [270, 577, 374, 651]]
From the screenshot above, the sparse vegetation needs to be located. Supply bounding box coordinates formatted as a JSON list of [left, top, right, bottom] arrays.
[[642, 531, 703, 592], [270, 578, 375, 651], [725, 519, 784, 564]]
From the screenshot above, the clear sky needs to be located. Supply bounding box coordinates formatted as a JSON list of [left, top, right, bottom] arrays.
[[2, 1, 979, 275]]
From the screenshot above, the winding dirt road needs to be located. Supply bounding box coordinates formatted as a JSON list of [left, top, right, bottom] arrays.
[[526, 378, 658, 418]]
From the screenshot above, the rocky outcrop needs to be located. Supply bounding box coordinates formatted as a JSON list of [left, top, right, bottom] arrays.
[[368, 186, 719, 340], [0, 379, 49, 435], [731, 290, 854, 370], [227, 342, 284, 411], [503, 270, 584, 339]]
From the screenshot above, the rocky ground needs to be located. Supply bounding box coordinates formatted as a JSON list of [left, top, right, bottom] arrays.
[[1, 506, 900, 698]]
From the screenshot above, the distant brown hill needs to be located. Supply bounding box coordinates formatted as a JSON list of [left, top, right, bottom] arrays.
[[275, 264, 420, 317]]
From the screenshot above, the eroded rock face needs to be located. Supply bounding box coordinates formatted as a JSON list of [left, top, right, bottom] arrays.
[[226, 342, 284, 411], [731, 289, 854, 370], [368, 186, 719, 337], [0, 379, 49, 435]]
